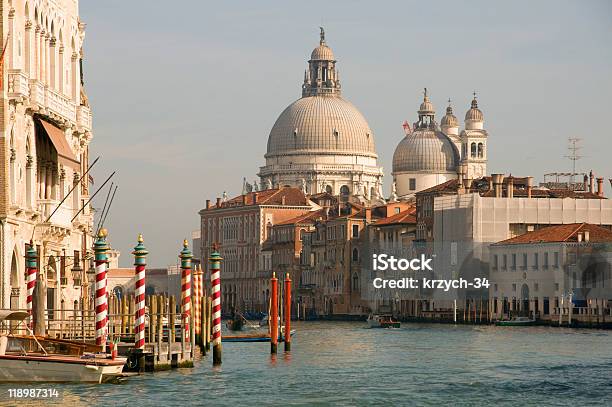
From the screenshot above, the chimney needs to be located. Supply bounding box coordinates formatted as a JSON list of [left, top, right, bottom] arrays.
[[492, 174, 504, 198], [589, 170, 594, 193], [527, 176, 533, 198], [252, 192, 258, 204], [216, 197, 221, 208], [577, 233, 583, 242], [596, 177, 604, 197], [281, 195, 286, 205], [583, 174, 589, 192], [488, 177, 493, 192], [242, 194, 247, 205], [365, 207, 372, 223], [507, 177, 514, 199], [206, 199, 211, 210], [584, 230, 590, 242], [463, 177, 472, 191]]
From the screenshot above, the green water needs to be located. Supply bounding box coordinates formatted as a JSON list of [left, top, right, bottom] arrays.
[[2, 321, 612, 406]]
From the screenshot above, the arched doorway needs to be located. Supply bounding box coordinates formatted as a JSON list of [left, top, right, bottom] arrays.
[[521, 284, 530, 316]]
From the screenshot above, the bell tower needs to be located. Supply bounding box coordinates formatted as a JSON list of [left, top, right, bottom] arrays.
[[460, 92, 488, 179], [302, 27, 341, 97]]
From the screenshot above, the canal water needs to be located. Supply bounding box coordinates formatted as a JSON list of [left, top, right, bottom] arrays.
[[2, 321, 612, 406]]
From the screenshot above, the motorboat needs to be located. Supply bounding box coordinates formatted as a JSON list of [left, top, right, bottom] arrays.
[[367, 314, 400, 328], [0, 311, 127, 383], [495, 316, 536, 326]]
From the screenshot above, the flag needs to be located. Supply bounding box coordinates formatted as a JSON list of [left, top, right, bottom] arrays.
[[402, 120, 411, 135], [0, 35, 9, 91]]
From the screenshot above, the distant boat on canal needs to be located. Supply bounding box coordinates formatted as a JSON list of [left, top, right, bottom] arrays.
[[367, 314, 401, 329], [495, 317, 536, 326]]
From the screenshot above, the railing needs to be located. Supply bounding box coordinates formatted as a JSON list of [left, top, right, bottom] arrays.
[[259, 163, 382, 173], [46, 87, 77, 122], [29, 79, 45, 107], [77, 105, 92, 131], [38, 199, 73, 229], [7, 70, 30, 99]]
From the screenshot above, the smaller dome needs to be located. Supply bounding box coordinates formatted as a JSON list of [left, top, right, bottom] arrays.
[[392, 129, 460, 173], [465, 96, 483, 122], [311, 44, 335, 61], [441, 104, 458, 127]]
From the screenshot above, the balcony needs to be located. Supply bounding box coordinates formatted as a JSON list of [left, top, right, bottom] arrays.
[[7, 70, 30, 99], [46, 87, 76, 122], [38, 199, 73, 229], [77, 105, 92, 132]]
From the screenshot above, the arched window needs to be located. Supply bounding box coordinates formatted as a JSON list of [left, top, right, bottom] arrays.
[[352, 273, 359, 291], [471, 142, 477, 158], [352, 248, 359, 263], [340, 185, 350, 196], [477, 143, 484, 158], [325, 185, 332, 194]]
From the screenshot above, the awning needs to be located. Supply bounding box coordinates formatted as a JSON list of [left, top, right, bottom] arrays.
[[37, 118, 80, 170]]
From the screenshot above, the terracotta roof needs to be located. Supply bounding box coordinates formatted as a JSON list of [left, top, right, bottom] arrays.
[[416, 177, 606, 199], [275, 209, 327, 226], [374, 208, 417, 226], [208, 187, 310, 210], [495, 223, 612, 245]]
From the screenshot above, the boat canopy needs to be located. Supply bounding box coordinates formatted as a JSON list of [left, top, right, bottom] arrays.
[[0, 311, 29, 322]]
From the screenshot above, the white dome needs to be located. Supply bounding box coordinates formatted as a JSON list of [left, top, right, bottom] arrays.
[[392, 129, 460, 173], [265, 96, 377, 158], [311, 44, 335, 61], [465, 97, 483, 122]]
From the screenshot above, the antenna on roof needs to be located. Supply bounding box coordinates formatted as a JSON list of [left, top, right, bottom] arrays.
[[564, 138, 582, 183]]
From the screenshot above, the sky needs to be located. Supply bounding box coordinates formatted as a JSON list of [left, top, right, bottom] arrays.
[[81, 0, 612, 267]]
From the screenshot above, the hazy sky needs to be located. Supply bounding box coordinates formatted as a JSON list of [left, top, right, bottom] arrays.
[[81, 1, 612, 267]]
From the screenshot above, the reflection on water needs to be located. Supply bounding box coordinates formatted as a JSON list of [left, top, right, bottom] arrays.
[[1, 322, 612, 406]]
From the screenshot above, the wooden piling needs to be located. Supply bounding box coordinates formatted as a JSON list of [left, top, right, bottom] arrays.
[[157, 295, 163, 363], [169, 295, 175, 365], [284, 273, 292, 352], [209, 248, 223, 366], [206, 295, 211, 351], [270, 272, 279, 354]]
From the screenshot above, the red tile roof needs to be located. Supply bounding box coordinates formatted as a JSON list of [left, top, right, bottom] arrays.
[[275, 209, 327, 226], [209, 187, 310, 209], [374, 208, 417, 226], [495, 223, 612, 245]]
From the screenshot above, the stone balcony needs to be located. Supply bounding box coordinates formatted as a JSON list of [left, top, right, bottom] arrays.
[[38, 199, 74, 230], [7, 70, 92, 132]]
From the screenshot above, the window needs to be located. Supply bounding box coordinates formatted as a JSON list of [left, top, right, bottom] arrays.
[[471, 142, 477, 158], [533, 253, 539, 270], [553, 252, 559, 268], [534, 283, 539, 292], [493, 254, 498, 270], [477, 143, 484, 158], [555, 283, 559, 291], [394, 207, 401, 214], [502, 254, 507, 270], [352, 248, 359, 262], [511, 253, 516, 270], [543, 252, 549, 269], [409, 178, 416, 191], [522, 253, 528, 270], [352, 225, 359, 238], [512, 284, 516, 292], [494, 284, 498, 292], [340, 185, 350, 196]]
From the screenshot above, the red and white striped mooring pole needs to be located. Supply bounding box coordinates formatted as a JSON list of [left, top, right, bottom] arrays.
[[180, 240, 192, 343], [209, 244, 223, 365], [133, 234, 148, 351], [25, 242, 37, 330], [94, 229, 109, 351]]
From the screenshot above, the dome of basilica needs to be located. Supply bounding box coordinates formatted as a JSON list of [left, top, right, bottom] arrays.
[[265, 96, 377, 158]]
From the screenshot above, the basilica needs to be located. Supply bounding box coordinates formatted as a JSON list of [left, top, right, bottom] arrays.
[[258, 29, 489, 202]]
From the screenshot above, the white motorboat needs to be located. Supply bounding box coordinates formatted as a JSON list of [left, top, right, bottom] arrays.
[[367, 314, 401, 329], [0, 311, 127, 383]]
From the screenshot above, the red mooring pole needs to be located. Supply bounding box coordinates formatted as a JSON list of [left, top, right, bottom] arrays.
[[209, 246, 223, 365], [284, 273, 292, 352], [25, 242, 37, 331], [270, 272, 279, 354]]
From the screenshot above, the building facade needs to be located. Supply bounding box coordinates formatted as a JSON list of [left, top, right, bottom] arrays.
[[258, 28, 384, 200], [0, 1, 94, 318], [489, 223, 612, 323], [199, 187, 315, 312]]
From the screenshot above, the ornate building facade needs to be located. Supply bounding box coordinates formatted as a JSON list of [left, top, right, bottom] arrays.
[[392, 90, 489, 199], [0, 0, 94, 316], [259, 28, 384, 201]]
